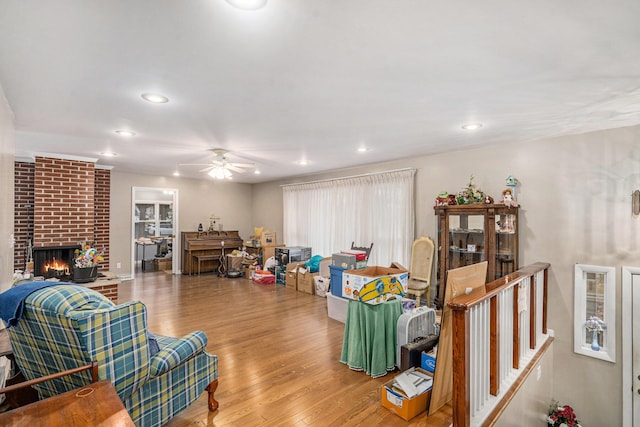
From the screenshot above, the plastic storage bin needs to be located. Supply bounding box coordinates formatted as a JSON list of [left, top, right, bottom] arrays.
[[329, 264, 347, 298]]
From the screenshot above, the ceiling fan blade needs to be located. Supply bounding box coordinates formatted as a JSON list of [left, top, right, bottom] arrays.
[[199, 166, 215, 172], [228, 162, 255, 168], [179, 163, 213, 166], [226, 165, 246, 173]]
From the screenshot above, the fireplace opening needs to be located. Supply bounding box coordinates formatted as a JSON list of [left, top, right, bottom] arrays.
[[33, 245, 81, 280]]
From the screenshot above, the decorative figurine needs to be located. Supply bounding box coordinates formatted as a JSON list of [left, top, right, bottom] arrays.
[[435, 191, 450, 206], [209, 214, 220, 231], [501, 189, 518, 207], [505, 175, 518, 198], [457, 175, 487, 205]]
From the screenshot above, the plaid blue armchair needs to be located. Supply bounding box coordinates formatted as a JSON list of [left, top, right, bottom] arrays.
[[7, 284, 218, 426]]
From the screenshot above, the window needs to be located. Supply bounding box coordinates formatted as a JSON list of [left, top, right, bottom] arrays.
[[282, 169, 415, 266], [573, 264, 615, 362]]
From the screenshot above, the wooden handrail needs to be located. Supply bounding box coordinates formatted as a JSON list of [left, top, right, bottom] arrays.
[[448, 262, 550, 311], [449, 262, 551, 427], [0, 361, 99, 395]]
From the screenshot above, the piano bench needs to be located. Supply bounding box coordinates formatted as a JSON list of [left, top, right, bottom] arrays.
[[194, 255, 219, 275]]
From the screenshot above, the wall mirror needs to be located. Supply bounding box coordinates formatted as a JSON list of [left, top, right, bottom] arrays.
[[574, 264, 615, 362]]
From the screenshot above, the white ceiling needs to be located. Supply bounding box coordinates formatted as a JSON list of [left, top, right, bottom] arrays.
[[1, 0, 640, 183]]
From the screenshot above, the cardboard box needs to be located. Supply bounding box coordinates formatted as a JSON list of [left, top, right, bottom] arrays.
[[243, 265, 256, 280], [260, 231, 277, 247], [297, 269, 317, 295], [155, 258, 172, 271], [342, 266, 409, 305], [327, 293, 348, 323], [381, 368, 433, 421], [285, 262, 304, 290]]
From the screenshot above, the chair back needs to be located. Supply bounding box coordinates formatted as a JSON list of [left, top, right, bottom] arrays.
[[410, 237, 435, 283], [350, 242, 373, 260], [8, 284, 150, 401]]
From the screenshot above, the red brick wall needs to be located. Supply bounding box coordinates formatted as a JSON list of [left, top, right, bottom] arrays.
[[14, 162, 35, 271], [14, 157, 111, 274], [90, 283, 118, 301], [94, 169, 111, 270], [33, 157, 95, 247]]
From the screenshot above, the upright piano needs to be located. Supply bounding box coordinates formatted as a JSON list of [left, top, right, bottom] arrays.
[[181, 231, 244, 275]]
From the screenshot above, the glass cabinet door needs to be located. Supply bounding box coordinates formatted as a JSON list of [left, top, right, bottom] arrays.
[[449, 214, 485, 270], [495, 213, 516, 279], [135, 202, 173, 238], [158, 203, 174, 237], [135, 203, 155, 239]]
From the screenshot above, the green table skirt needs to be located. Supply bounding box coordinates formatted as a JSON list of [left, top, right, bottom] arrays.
[[340, 299, 402, 378]]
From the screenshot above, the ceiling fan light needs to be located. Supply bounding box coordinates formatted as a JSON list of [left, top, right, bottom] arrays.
[[208, 166, 233, 180]]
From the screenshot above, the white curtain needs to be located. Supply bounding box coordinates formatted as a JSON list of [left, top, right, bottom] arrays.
[[282, 169, 415, 267]]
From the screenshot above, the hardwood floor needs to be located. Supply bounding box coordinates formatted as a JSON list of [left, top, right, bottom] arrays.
[[119, 270, 452, 427]]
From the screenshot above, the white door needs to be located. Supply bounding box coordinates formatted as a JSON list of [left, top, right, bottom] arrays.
[[131, 187, 179, 279], [622, 267, 640, 426]]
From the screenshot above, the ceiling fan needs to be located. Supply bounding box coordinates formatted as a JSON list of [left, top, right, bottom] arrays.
[[180, 149, 255, 179]]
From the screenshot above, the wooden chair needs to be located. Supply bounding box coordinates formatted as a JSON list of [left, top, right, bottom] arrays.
[[350, 242, 373, 260], [406, 237, 435, 307]]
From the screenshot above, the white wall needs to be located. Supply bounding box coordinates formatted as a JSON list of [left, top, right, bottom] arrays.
[[0, 83, 15, 291], [110, 171, 254, 276], [253, 124, 640, 426], [495, 343, 555, 426]]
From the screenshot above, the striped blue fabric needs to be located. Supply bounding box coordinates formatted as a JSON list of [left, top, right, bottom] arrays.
[[7, 284, 218, 427]]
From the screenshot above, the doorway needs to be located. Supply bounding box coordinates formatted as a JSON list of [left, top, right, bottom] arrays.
[[622, 266, 640, 426], [131, 187, 179, 279]]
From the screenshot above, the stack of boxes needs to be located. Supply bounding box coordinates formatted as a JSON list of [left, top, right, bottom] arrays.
[[326, 249, 369, 323], [274, 246, 312, 286]]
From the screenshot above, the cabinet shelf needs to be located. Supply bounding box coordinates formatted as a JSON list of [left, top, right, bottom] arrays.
[[435, 204, 519, 306]]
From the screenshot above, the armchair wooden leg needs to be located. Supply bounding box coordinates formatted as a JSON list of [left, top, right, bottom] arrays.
[[206, 379, 219, 411]]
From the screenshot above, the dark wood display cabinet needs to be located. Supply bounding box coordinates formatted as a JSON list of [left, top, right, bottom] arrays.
[[434, 204, 519, 306]]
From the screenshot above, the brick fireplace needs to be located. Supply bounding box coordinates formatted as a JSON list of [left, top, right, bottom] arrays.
[[14, 155, 111, 274]]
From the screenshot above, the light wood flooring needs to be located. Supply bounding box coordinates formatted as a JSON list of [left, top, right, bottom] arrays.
[[119, 270, 452, 427]]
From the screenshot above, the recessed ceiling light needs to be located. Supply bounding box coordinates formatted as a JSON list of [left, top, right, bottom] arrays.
[[225, 0, 268, 10], [358, 147, 368, 153], [254, 170, 261, 175], [173, 171, 180, 177], [100, 152, 117, 157], [298, 160, 308, 166], [462, 122, 483, 131], [141, 93, 169, 104], [115, 130, 136, 137]]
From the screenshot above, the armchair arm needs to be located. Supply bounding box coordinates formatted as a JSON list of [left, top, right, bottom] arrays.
[[148, 331, 208, 377]]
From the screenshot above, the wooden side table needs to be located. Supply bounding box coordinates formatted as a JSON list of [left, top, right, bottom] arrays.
[[0, 380, 134, 426]]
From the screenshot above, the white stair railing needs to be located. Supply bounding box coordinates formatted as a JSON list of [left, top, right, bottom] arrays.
[[449, 263, 552, 427]]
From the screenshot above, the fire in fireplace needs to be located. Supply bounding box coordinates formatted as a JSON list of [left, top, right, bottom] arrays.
[[33, 245, 81, 280]]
